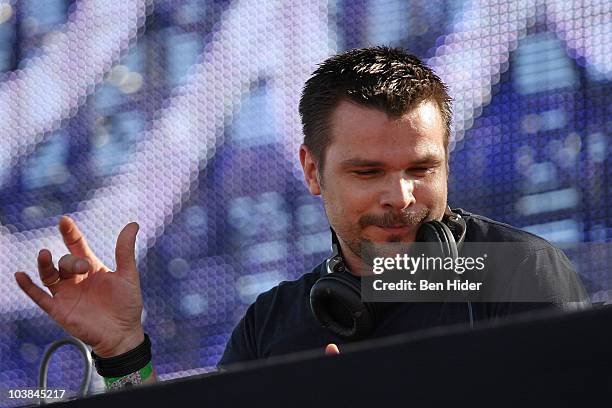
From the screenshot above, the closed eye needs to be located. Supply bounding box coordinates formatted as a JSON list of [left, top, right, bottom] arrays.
[[408, 167, 435, 176], [353, 169, 381, 176]]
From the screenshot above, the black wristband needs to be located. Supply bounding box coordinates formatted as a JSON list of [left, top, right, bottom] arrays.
[[91, 333, 152, 378]]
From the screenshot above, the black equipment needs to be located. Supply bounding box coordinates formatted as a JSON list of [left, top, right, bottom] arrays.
[[49, 304, 612, 407]]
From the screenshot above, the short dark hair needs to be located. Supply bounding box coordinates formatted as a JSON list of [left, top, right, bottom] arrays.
[[299, 46, 452, 173]]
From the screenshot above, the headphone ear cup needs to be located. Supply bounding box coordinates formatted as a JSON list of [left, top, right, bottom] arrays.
[[310, 273, 375, 340], [415, 220, 458, 259]]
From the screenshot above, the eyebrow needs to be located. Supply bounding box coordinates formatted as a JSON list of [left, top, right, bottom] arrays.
[[339, 155, 443, 169]]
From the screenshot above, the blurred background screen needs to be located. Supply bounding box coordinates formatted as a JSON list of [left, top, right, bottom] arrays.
[[0, 0, 610, 404]]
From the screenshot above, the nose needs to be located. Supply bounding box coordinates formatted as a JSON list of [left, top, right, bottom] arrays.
[[379, 176, 416, 211]]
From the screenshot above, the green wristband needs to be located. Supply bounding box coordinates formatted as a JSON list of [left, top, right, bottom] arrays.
[[103, 361, 153, 390]]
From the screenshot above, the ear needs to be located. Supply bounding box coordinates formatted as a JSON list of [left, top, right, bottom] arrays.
[[299, 144, 322, 196]]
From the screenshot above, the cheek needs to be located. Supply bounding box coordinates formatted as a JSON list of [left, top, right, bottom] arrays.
[[322, 182, 372, 222], [414, 176, 448, 208], [337, 183, 375, 214], [418, 177, 445, 195]]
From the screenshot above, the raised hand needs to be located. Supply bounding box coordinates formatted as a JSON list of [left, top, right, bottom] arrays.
[[14, 216, 145, 358]]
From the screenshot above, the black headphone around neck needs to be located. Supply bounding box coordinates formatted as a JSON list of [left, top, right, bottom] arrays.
[[309, 206, 473, 341]]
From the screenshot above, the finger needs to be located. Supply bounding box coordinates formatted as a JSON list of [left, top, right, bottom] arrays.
[[37, 249, 59, 281], [325, 343, 340, 356], [14, 272, 55, 315], [115, 222, 139, 278], [37, 249, 61, 295], [58, 254, 91, 279], [59, 216, 100, 264]]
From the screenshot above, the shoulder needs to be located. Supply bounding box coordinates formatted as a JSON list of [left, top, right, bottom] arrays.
[[454, 208, 554, 250], [454, 207, 574, 273], [453, 208, 590, 306]]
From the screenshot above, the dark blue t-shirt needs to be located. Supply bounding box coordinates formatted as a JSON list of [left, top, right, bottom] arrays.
[[218, 209, 590, 367]]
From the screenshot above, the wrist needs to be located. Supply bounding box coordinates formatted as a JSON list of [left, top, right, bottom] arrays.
[[91, 332, 152, 379], [93, 329, 144, 358]]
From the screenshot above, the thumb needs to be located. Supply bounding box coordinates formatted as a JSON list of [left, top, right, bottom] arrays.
[[115, 222, 139, 277], [325, 343, 340, 356]]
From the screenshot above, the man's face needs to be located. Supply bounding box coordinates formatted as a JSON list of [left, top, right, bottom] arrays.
[[300, 99, 448, 261]]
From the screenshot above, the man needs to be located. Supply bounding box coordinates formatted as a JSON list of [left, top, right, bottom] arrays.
[[14, 47, 589, 389], [218, 46, 590, 365]]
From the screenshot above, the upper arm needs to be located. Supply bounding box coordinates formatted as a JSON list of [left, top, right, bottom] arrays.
[[533, 246, 591, 309], [486, 245, 591, 319], [500, 246, 588, 303]]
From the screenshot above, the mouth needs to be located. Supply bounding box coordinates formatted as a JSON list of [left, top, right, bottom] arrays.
[[375, 224, 414, 234]]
